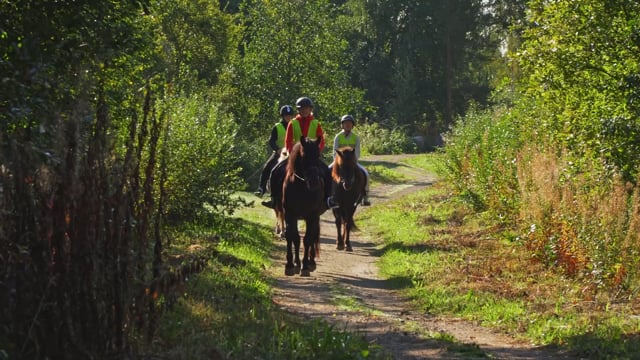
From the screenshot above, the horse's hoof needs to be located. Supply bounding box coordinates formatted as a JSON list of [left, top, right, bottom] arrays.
[[337, 244, 345, 251], [346, 246, 353, 252], [285, 266, 297, 276], [308, 261, 317, 272], [300, 269, 311, 277]]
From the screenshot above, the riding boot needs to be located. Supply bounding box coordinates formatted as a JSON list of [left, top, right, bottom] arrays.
[[261, 198, 275, 208], [323, 163, 339, 209], [361, 166, 371, 206], [361, 193, 371, 206]]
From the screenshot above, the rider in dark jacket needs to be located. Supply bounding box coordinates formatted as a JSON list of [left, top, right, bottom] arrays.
[[255, 105, 294, 197]]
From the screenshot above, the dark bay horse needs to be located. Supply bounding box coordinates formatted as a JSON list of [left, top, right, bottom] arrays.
[[331, 147, 366, 251], [282, 136, 327, 276]]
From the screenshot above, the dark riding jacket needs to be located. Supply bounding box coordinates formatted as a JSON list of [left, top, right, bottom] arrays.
[[268, 120, 288, 151]]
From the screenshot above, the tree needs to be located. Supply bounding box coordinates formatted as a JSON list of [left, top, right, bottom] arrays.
[[342, 0, 501, 137], [236, 0, 367, 139], [518, 0, 640, 181]]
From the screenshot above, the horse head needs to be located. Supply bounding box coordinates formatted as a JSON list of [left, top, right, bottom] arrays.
[[286, 136, 324, 191], [332, 147, 358, 191]]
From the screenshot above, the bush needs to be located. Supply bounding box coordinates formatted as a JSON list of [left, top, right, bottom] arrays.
[[358, 122, 417, 155], [442, 105, 522, 219], [161, 95, 246, 223]]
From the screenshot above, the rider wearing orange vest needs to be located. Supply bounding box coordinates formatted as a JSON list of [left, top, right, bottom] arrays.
[[284, 100, 324, 153], [255, 105, 294, 196], [262, 96, 338, 209]]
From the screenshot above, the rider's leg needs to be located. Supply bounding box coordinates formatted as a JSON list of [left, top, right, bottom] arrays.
[[358, 163, 371, 206], [262, 160, 285, 208], [323, 161, 339, 209], [256, 151, 278, 196]]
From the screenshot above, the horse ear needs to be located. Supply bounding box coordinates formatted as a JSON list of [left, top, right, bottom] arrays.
[[300, 136, 306, 144], [336, 149, 343, 158]]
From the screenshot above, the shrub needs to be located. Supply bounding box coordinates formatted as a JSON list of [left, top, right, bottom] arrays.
[[359, 122, 417, 155]]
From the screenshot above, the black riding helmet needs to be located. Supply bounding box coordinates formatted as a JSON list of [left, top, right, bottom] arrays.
[[295, 97, 313, 108], [340, 114, 355, 125], [280, 105, 294, 116]]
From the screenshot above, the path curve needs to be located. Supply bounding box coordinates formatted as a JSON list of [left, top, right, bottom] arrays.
[[269, 154, 573, 359]]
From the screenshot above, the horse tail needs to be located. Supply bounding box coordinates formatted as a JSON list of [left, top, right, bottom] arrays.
[[349, 217, 359, 231]]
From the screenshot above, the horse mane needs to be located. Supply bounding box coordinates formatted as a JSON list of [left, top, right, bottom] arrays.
[[332, 146, 356, 183], [286, 137, 322, 183], [285, 143, 303, 183]]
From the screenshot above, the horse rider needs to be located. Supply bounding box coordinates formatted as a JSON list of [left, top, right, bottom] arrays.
[[330, 114, 371, 206], [255, 104, 294, 197], [261, 96, 339, 210]]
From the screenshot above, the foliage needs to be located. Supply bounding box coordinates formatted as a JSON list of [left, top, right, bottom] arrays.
[[358, 123, 417, 155], [235, 0, 368, 140], [153, 0, 240, 94], [441, 105, 522, 217], [517, 0, 640, 181], [161, 95, 246, 223], [443, 0, 640, 308], [340, 0, 502, 134], [0, 1, 246, 358], [359, 154, 640, 357]]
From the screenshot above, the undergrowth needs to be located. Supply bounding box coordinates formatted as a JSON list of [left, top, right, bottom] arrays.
[[359, 153, 640, 359], [151, 204, 387, 359]]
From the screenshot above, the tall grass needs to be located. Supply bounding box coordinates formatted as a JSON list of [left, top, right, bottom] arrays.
[[360, 153, 640, 357], [444, 105, 640, 298], [517, 146, 640, 296]]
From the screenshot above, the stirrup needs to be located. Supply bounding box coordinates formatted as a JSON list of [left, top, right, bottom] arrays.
[[254, 187, 265, 197], [361, 197, 371, 206]]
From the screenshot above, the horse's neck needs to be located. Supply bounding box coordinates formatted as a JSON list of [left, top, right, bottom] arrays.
[[286, 157, 303, 181]]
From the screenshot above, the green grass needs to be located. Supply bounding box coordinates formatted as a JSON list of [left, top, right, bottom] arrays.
[[359, 153, 640, 358], [151, 194, 390, 359]]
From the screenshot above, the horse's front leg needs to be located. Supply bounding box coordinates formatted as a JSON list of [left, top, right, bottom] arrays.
[[333, 209, 344, 250], [345, 213, 353, 252], [284, 214, 300, 276], [301, 218, 320, 276]]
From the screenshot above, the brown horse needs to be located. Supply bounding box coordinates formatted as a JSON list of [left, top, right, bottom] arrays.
[[331, 147, 366, 251], [282, 136, 328, 276]]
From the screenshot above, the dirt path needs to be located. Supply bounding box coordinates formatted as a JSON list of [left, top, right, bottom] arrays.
[[269, 155, 573, 359]]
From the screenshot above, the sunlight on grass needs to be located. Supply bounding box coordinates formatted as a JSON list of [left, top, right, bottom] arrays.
[[154, 193, 391, 359], [330, 283, 385, 317], [233, 191, 277, 228], [400, 152, 445, 175]]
